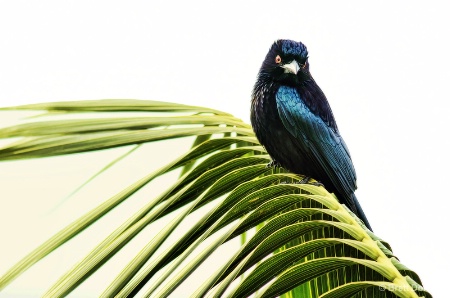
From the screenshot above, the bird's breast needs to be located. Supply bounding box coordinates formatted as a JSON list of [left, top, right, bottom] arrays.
[[251, 84, 311, 174]]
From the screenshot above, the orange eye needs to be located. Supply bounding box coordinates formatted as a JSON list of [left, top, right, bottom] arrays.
[[275, 55, 282, 64], [301, 61, 308, 69]]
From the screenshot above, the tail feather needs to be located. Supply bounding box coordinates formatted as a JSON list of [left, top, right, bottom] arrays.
[[350, 193, 372, 231]]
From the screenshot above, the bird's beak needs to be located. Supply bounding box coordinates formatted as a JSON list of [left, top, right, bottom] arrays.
[[282, 60, 300, 74]]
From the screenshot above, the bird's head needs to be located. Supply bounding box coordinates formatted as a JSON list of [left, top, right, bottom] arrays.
[[259, 39, 310, 86]]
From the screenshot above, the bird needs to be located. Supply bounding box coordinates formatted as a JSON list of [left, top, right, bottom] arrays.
[[250, 39, 372, 231]]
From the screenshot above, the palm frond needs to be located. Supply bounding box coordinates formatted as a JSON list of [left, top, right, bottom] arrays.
[[0, 100, 431, 297]]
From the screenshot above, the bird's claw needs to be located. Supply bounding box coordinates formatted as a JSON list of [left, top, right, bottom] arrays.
[[266, 160, 281, 168], [297, 176, 324, 187]]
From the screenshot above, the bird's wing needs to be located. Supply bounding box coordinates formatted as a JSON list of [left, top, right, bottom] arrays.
[[275, 86, 357, 199]]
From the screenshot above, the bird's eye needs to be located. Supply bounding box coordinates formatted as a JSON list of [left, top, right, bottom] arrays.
[[275, 55, 282, 64], [301, 61, 308, 69]]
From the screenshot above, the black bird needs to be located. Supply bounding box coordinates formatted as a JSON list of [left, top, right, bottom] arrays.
[[251, 39, 372, 231]]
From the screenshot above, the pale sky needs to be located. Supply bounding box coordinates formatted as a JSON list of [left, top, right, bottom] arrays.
[[0, 1, 448, 297]]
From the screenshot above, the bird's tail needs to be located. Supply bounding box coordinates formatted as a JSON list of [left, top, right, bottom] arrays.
[[350, 193, 373, 231]]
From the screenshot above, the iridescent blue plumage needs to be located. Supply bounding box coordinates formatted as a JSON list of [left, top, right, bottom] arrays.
[[251, 39, 372, 230], [281, 40, 307, 57]]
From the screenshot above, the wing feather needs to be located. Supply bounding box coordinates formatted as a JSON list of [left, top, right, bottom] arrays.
[[275, 86, 357, 199]]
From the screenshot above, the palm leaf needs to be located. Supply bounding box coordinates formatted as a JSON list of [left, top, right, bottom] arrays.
[[0, 100, 431, 297]]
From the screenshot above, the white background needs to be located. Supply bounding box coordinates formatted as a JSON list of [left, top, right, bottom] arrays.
[[0, 1, 448, 297]]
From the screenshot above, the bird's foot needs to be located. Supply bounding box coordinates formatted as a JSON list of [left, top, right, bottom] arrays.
[[297, 176, 324, 187], [266, 159, 281, 168]]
